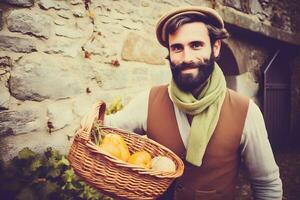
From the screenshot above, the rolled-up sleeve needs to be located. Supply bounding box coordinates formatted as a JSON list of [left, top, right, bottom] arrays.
[[240, 100, 283, 200]]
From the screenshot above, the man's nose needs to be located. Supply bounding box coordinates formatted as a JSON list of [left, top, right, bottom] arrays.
[[182, 48, 194, 63]]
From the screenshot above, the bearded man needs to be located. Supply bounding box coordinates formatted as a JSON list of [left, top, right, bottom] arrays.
[[104, 6, 282, 200]]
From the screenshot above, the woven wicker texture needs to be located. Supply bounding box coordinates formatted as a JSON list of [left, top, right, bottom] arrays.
[[68, 101, 184, 200]]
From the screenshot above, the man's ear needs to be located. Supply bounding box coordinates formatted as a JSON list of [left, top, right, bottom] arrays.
[[213, 40, 221, 58]]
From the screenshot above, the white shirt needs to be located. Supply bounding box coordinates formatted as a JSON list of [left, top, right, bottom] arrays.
[[104, 89, 283, 199]]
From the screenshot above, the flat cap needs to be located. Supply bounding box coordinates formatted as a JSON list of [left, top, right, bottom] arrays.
[[156, 6, 225, 47]]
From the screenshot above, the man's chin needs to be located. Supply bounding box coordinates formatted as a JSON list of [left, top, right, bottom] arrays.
[[173, 78, 198, 92], [174, 73, 208, 93]]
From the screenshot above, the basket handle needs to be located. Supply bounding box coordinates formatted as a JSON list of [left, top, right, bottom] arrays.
[[78, 100, 106, 142]]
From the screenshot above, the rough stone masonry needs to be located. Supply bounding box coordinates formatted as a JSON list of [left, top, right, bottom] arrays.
[[0, 0, 299, 161]]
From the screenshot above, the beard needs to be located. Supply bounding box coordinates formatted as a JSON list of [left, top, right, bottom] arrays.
[[168, 52, 216, 93]]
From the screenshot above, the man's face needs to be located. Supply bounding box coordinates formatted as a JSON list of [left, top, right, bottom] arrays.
[[168, 22, 220, 92]]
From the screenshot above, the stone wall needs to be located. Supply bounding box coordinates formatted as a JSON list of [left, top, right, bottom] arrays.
[[221, 0, 299, 33], [0, 0, 298, 161]]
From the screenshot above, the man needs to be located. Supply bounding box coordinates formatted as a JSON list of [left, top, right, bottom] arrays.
[[104, 6, 282, 200]]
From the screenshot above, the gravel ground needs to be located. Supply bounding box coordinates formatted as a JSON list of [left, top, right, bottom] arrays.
[[236, 147, 300, 200]]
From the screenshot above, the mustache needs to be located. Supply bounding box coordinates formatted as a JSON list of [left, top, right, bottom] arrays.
[[170, 59, 213, 71]]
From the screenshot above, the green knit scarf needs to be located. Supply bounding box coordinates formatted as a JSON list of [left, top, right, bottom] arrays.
[[168, 63, 226, 167]]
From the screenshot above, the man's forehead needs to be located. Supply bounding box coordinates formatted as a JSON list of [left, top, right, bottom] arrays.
[[168, 22, 210, 44]]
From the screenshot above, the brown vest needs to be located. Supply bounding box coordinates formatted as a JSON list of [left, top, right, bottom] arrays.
[[147, 85, 249, 200]]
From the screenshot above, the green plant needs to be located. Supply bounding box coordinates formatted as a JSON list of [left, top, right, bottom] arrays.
[[0, 147, 113, 200], [0, 98, 124, 200], [105, 97, 123, 115]]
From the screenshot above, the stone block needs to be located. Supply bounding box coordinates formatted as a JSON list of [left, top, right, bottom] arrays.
[[4, 0, 34, 7], [223, 0, 242, 11], [44, 39, 81, 57], [47, 100, 74, 132], [0, 102, 46, 136], [0, 35, 37, 53], [7, 10, 52, 38], [9, 52, 85, 101], [38, 0, 69, 10], [121, 32, 167, 65], [55, 26, 83, 39], [249, 0, 263, 14], [0, 82, 10, 110]]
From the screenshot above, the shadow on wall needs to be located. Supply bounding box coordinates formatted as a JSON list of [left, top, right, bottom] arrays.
[[217, 42, 240, 90]]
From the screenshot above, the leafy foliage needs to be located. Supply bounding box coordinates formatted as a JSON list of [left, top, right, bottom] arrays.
[[0, 98, 124, 200], [1, 147, 110, 199], [0, 147, 113, 200], [105, 97, 123, 115]]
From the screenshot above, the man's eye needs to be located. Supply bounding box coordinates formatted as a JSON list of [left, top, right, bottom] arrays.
[[171, 45, 183, 52], [191, 42, 203, 49], [173, 47, 182, 52]]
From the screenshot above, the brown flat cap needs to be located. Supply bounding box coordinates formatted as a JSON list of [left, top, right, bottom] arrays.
[[156, 6, 225, 47]]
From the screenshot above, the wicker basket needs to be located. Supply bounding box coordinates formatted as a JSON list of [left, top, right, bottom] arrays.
[[68, 101, 184, 200]]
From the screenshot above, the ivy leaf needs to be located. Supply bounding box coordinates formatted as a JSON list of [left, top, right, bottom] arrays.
[[80, 184, 102, 200], [62, 182, 77, 191], [62, 169, 74, 183], [18, 147, 37, 160], [29, 158, 42, 172], [47, 157, 58, 168], [1, 147, 109, 200], [57, 156, 69, 167]]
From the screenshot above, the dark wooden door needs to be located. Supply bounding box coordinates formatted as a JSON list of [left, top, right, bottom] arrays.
[[263, 50, 291, 149]]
